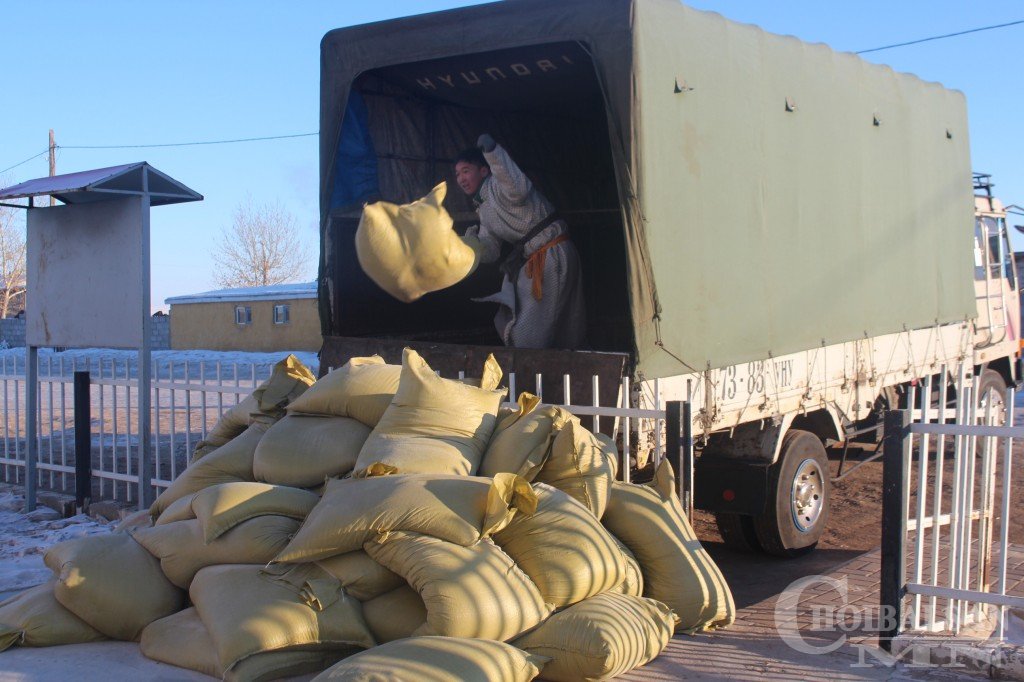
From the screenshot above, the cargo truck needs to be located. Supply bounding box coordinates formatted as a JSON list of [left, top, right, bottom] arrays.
[[316, 0, 1021, 556]]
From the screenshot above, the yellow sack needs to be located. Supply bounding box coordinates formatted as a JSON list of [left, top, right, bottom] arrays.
[[141, 607, 351, 682], [608, 537, 644, 598], [140, 607, 222, 678], [479, 393, 568, 479], [289, 356, 494, 427], [361, 585, 427, 644], [132, 516, 300, 589], [253, 414, 371, 487], [315, 550, 405, 602], [190, 563, 375, 675], [354, 349, 504, 476], [355, 182, 481, 303], [154, 492, 198, 525], [0, 582, 106, 651], [287, 356, 401, 427], [535, 417, 617, 520], [493, 483, 625, 609], [250, 354, 317, 413], [513, 592, 675, 681], [113, 508, 153, 534], [275, 473, 526, 563], [44, 533, 185, 641], [602, 459, 735, 632], [191, 442, 221, 461], [313, 636, 546, 682], [192, 395, 259, 461], [474, 353, 504, 392], [191, 354, 316, 461], [190, 481, 320, 542], [365, 531, 551, 642], [150, 422, 269, 518]]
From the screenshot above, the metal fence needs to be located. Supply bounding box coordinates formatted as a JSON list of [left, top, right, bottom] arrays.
[[1, 356, 270, 504], [1, 356, 687, 510], [497, 373, 674, 483], [880, 364, 1023, 648]]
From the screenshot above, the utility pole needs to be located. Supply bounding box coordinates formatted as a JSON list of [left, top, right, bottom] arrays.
[[48, 129, 56, 206]]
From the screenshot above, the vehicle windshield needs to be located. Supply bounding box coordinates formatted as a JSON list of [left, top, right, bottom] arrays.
[[974, 214, 1015, 289]]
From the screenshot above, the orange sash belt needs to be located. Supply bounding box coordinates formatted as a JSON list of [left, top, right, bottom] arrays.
[[524, 234, 569, 301]]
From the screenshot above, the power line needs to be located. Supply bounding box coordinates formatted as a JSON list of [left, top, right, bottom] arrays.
[[0, 149, 50, 175], [2, 131, 318, 176], [857, 19, 1024, 54], [61, 131, 318, 150]]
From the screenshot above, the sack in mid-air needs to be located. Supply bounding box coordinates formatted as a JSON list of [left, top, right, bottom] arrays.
[[355, 182, 481, 303]]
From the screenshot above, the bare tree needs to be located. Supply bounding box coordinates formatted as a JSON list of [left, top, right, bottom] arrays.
[[212, 198, 311, 288], [0, 201, 27, 319]]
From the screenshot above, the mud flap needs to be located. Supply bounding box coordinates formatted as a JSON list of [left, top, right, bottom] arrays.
[[694, 457, 770, 516]]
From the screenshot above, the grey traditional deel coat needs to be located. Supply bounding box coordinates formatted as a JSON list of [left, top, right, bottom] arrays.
[[467, 144, 587, 349]]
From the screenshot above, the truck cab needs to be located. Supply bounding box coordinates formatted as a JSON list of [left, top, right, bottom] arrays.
[[971, 173, 1020, 413]]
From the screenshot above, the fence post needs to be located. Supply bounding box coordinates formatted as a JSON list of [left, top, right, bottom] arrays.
[[666, 400, 680, 487], [666, 401, 694, 519], [73, 371, 92, 512], [880, 408, 911, 651], [682, 401, 694, 519], [25, 346, 38, 511]]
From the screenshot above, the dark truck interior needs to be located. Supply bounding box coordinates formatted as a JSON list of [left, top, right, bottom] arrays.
[[327, 41, 632, 355], [322, 41, 634, 413]]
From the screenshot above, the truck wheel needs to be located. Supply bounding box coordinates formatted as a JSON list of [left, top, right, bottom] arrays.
[[715, 512, 761, 552], [976, 369, 1008, 425], [752, 429, 830, 558]]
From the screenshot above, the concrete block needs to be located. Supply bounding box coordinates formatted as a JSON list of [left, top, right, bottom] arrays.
[[37, 491, 75, 517]]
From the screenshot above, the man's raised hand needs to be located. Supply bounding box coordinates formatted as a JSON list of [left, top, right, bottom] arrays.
[[477, 133, 496, 153]]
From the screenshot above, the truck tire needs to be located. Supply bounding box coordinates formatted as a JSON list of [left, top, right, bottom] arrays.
[[752, 429, 830, 558], [977, 369, 1008, 425], [714, 512, 761, 552]]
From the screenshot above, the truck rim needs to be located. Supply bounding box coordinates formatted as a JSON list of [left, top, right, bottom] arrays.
[[979, 386, 1005, 426], [791, 458, 825, 532]]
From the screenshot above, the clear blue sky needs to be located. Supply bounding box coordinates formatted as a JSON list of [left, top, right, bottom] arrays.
[[1, 1, 1021, 311]]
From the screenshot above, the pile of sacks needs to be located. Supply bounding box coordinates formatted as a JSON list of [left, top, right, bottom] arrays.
[[0, 350, 734, 681]]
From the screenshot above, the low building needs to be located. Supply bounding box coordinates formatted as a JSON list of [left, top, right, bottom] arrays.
[[166, 282, 320, 352]]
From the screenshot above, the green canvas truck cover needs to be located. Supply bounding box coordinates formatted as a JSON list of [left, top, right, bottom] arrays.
[[320, 0, 976, 378]]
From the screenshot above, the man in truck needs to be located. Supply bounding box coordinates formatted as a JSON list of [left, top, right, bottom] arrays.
[[454, 133, 587, 350]]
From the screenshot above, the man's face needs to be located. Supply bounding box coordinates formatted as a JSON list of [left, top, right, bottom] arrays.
[[455, 161, 490, 197]]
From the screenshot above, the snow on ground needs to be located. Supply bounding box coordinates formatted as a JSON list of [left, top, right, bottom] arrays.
[[0, 486, 113, 593], [0, 347, 320, 381]]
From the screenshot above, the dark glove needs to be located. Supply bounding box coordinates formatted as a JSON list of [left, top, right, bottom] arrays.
[[477, 134, 496, 153]]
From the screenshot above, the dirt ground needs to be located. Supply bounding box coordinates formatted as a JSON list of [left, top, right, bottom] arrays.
[[690, 443, 897, 552], [694, 435, 1024, 548], [686, 435, 1024, 607]]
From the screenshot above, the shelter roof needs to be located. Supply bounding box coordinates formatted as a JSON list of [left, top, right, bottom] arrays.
[[0, 162, 202, 206]]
